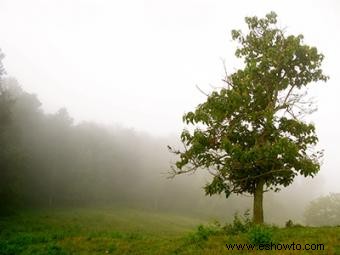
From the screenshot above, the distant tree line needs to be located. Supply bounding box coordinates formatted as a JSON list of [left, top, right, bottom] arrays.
[[1, 51, 237, 216], [0, 50, 174, 211], [0, 78, 187, 211]]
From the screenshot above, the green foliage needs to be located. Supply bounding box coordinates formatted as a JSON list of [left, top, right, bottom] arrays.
[[248, 225, 273, 245], [186, 224, 221, 244], [223, 210, 252, 234], [304, 193, 340, 226], [169, 12, 328, 224]]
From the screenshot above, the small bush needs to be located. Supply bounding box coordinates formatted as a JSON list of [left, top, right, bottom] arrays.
[[285, 219, 293, 228], [285, 219, 304, 228], [223, 209, 252, 235], [186, 224, 220, 243], [248, 225, 273, 245]]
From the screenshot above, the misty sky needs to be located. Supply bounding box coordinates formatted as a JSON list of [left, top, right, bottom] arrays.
[[0, 0, 339, 193]]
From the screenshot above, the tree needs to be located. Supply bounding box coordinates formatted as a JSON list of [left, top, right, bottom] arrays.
[[304, 193, 340, 226], [0, 49, 23, 213], [168, 12, 328, 224], [0, 49, 12, 130]]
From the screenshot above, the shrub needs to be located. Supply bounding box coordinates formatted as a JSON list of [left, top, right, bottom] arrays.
[[285, 219, 293, 228], [285, 219, 303, 228], [186, 224, 220, 243], [223, 209, 252, 235], [248, 225, 273, 245]]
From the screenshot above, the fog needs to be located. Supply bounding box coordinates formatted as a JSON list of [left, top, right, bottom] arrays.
[[0, 0, 339, 223]]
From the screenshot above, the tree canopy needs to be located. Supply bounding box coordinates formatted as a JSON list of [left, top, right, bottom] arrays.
[[169, 12, 328, 224], [304, 193, 340, 226]]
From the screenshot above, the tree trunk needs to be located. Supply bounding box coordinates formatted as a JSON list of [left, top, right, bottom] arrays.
[[253, 179, 264, 224]]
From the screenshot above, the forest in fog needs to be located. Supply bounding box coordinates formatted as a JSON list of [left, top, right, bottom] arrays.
[[0, 69, 324, 224]]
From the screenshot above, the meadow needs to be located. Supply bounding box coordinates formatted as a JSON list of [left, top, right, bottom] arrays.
[[1, 207, 340, 255]]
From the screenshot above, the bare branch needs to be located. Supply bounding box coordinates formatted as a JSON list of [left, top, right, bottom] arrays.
[[195, 84, 209, 96], [220, 58, 234, 89]]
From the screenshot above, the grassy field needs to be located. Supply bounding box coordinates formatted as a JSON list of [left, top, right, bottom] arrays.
[[1, 207, 340, 255]]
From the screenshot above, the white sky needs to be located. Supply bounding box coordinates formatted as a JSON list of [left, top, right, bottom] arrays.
[[0, 0, 339, 193]]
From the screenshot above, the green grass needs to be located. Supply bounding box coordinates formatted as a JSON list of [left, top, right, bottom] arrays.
[[0, 207, 340, 254]]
